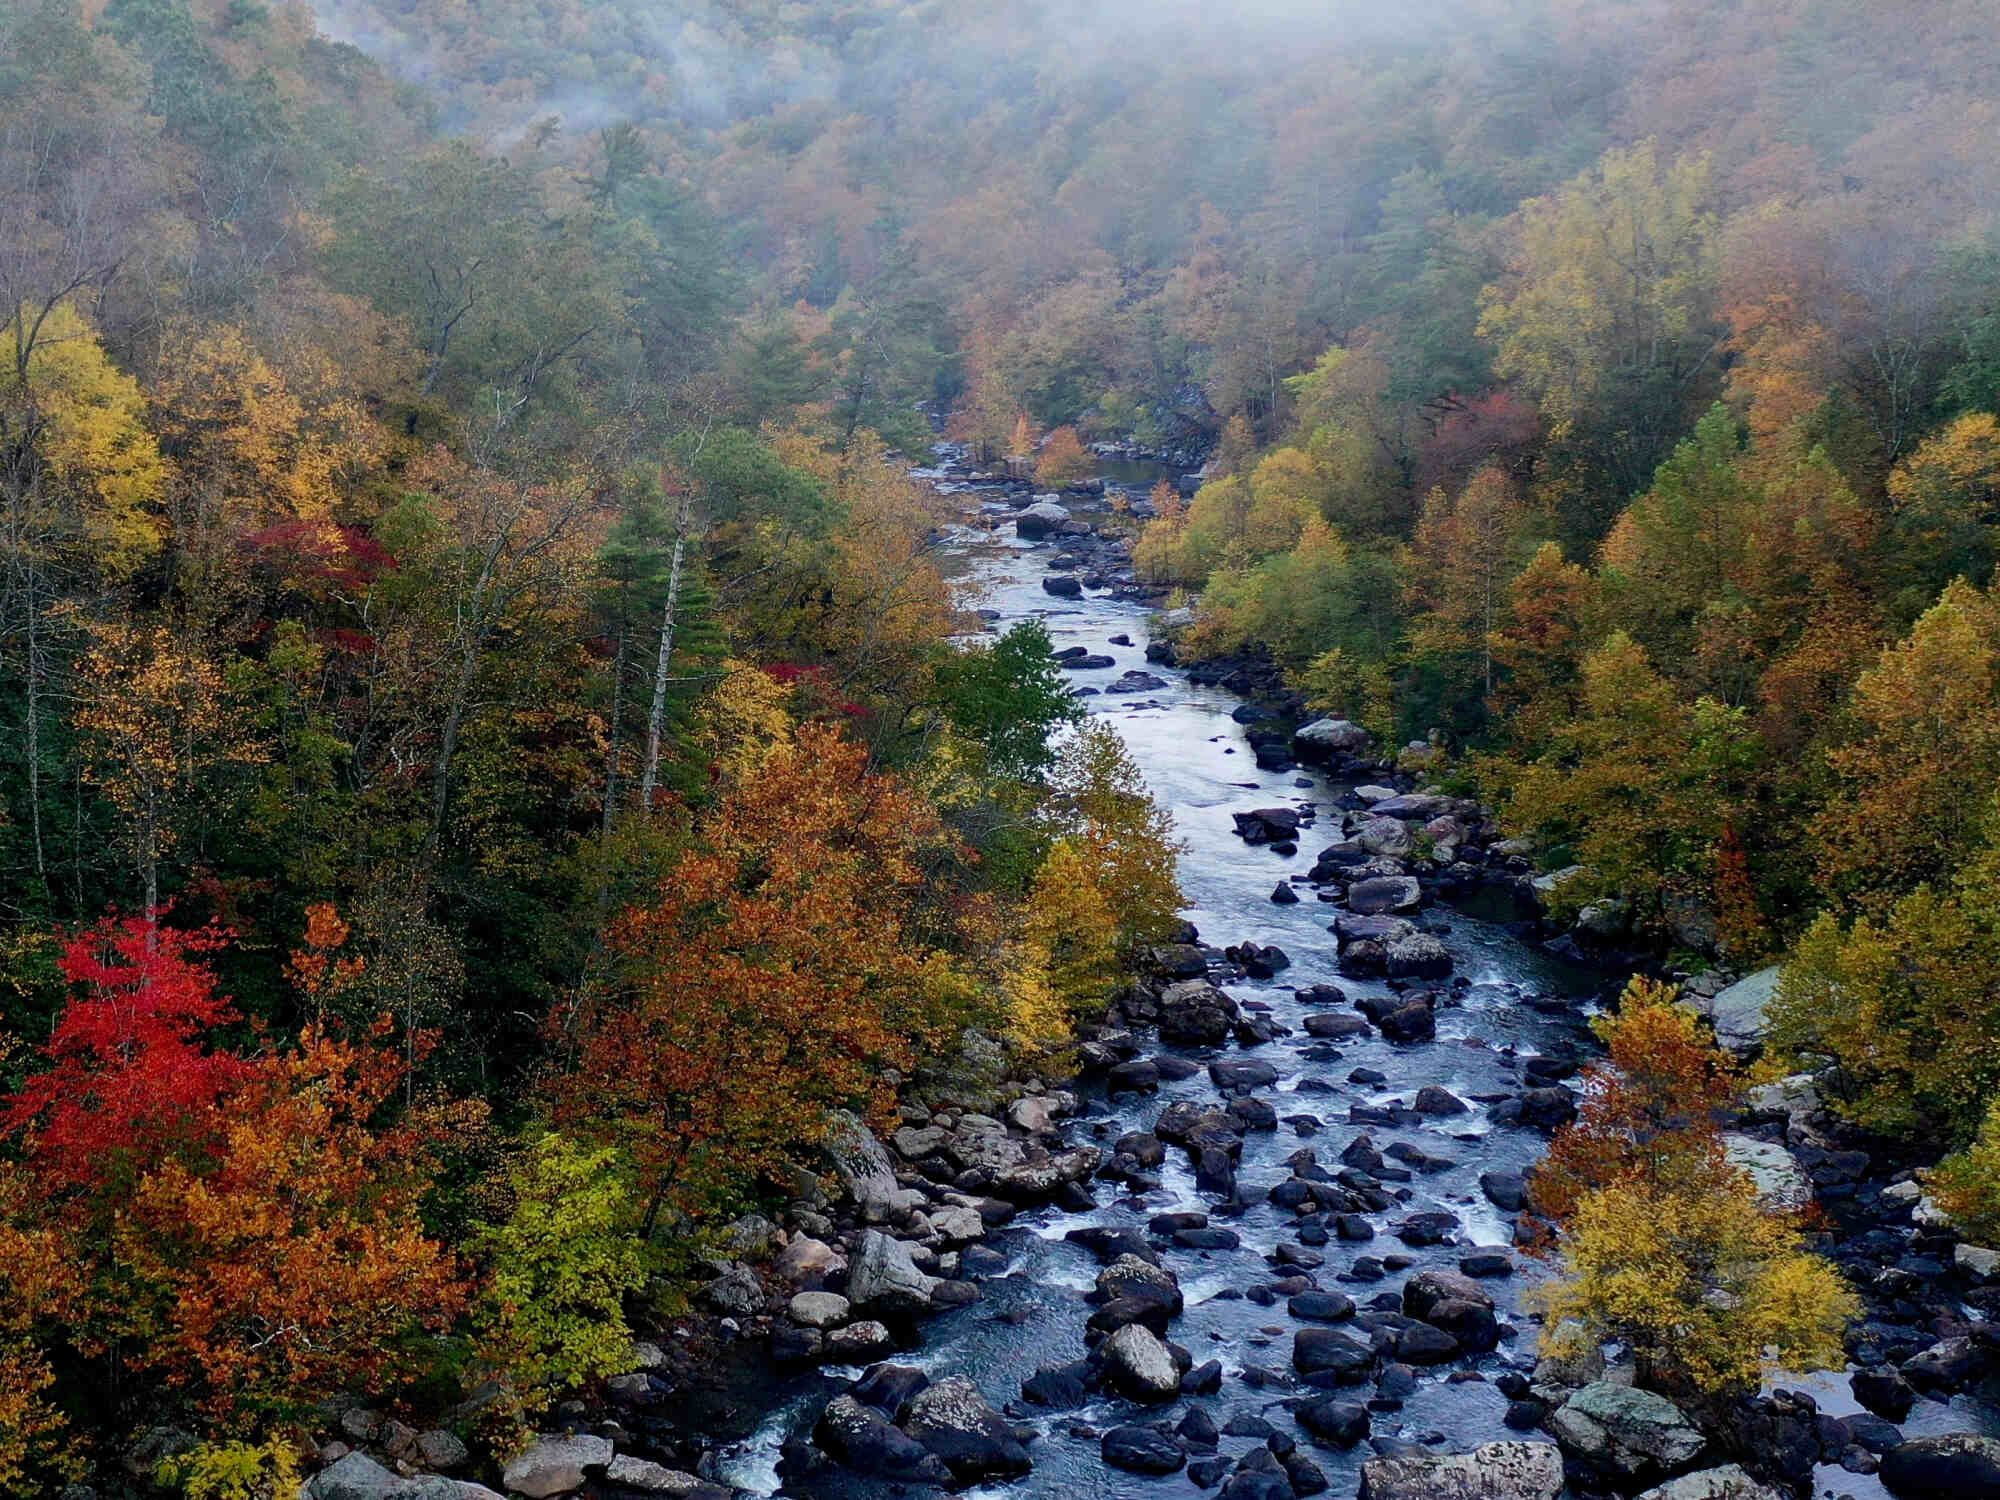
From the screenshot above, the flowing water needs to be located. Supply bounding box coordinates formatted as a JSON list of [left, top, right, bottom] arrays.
[[718, 505, 1997, 1499]]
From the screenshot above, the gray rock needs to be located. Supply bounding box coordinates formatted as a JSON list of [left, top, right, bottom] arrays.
[[789, 1291, 851, 1329], [892, 1124, 952, 1159], [415, 1430, 468, 1472], [1881, 1432, 2000, 1498], [1958, 1244, 2000, 1282], [1723, 1134, 1812, 1212], [1355, 817, 1414, 859], [1296, 719, 1373, 757], [1101, 1322, 1182, 1400], [827, 1109, 901, 1221], [824, 1320, 895, 1361], [603, 1456, 703, 1493], [848, 1230, 938, 1315], [1551, 1383, 1705, 1479], [501, 1434, 615, 1499], [697, 1263, 764, 1317], [901, 1375, 1033, 1484], [1349, 876, 1422, 915], [774, 1236, 844, 1286], [1635, 1465, 1789, 1500], [1358, 1441, 1565, 1500], [1698, 965, 1782, 1052], [1016, 500, 1071, 538], [304, 1454, 409, 1500], [1097, 1253, 1181, 1311]]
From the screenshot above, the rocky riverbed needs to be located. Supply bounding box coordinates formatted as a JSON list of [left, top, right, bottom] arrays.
[[300, 454, 2000, 1500]]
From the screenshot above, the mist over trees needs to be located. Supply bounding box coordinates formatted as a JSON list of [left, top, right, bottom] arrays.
[[2, 0, 2000, 1487]]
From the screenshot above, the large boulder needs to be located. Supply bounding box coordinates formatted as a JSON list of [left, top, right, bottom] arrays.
[[1354, 817, 1414, 859], [1101, 1424, 1186, 1475], [1295, 719, 1374, 761], [1096, 1254, 1183, 1314], [1358, 1442, 1565, 1500], [1100, 1323, 1182, 1401], [826, 1109, 902, 1221], [847, 1230, 937, 1316], [1348, 876, 1422, 916], [1723, 1134, 1812, 1212], [306, 1454, 506, 1500], [501, 1435, 615, 1499], [1015, 500, 1071, 538], [1635, 1467, 1790, 1500], [1159, 981, 1239, 1046], [813, 1394, 950, 1483], [1552, 1383, 1706, 1483], [1696, 965, 1782, 1053], [901, 1376, 1034, 1484], [1882, 1434, 2000, 1498]]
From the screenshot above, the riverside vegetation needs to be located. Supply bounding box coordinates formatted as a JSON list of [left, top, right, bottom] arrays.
[[3, 0, 2000, 1497]]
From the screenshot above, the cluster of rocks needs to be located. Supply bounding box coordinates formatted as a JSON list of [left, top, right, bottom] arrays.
[[298, 1398, 720, 1500]]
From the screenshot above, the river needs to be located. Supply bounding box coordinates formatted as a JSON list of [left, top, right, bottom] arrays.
[[717, 501, 1618, 1496]]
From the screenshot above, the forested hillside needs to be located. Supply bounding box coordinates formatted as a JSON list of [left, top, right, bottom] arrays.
[[5, 0, 2000, 1491]]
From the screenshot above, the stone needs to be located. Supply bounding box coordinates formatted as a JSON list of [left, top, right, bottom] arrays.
[[697, 1264, 763, 1317], [847, 1230, 938, 1315], [1287, 1290, 1356, 1323], [1723, 1134, 1812, 1212], [501, 1434, 614, 1499], [1102, 1424, 1187, 1475], [825, 1320, 895, 1361], [1101, 1323, 1182, 1401], [1349, 876, 1422, 915], [1042, 574, 1082, 597], [415, 1431, 468, 1472], [814, 1394, 947, 1482], [1098, 1254, 1183, 1313], [774, 1236, 844, 1287], [1016, 500, 1071, 538], [901, 1376, 1034, 1484], [1634, 1465, 1789, 1500], [1551, 1382, 1706, 1481], [1695, 965, 1782, 1052], [603, 1456, 702, 1493], [304, 1454, 417, 1500], [1480, 1171, 1528, 1212], [1159, 981, 1240, 1046], [1414, 1085, 1468, 1115], [827, 1109, 902, 1221], [851, 1362, 929, 1413], [1358, 1441, 1565, 1500], [1956, 1243, 2000, 1282], [1295, 719, 1374, 758], [1294, 1327, 1375, 1380], [1881, 1433, 2000, 1499], [788, 1291, 850, 1329], [1296, 1398, 1371, 1447]]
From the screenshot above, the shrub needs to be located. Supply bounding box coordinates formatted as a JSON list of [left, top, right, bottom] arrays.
[[474, 1135, 645, 1410]]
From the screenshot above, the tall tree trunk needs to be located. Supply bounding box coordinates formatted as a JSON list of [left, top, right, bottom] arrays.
[[23, 551, 44, 883], [637, 486, 696, 813], [601, 616, 627, 835]]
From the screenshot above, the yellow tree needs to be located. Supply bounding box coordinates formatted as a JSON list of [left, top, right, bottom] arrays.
[[1811, 578, 2000, 907], [1404, 466, 1533, 702], [1, 303, 165, 885], [71, 622, 265, 919], [1479, 140, 1722, 505]]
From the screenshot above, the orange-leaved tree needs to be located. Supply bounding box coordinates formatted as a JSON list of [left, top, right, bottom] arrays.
[[1530, 976, 1743, 1228], [120, 1025, 469, 1425], [557, 721, 989, 1231]]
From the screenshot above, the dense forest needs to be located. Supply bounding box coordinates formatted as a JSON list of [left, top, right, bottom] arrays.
[[5, 0, 2000, 1494]]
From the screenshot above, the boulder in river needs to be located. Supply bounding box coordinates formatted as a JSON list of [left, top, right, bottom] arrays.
[[1102, 1424, 1187, 1475], [1634, 1466, 1791, 1500], [501, 1434, 614, 1498], [813, 1394, 951, 1483], [1357, 1441, 1565, 1500], [1016, 500, 1071, 538], [1348, 875, 1422, 915], [847, 1230, 938, 1315], [901, 1375, 1033, 1484], [1100, 1322, 1182, 1401], [1159, 981, 1239, 1045], [1880, 1432, 2000, 1498], [1551, 1382, 1706, 1484], [1295, 718, 1374, 762], [1042, 575, 1082, 597]]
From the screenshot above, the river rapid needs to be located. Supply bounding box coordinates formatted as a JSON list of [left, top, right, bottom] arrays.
[[716, 496, 1621, 1496]]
